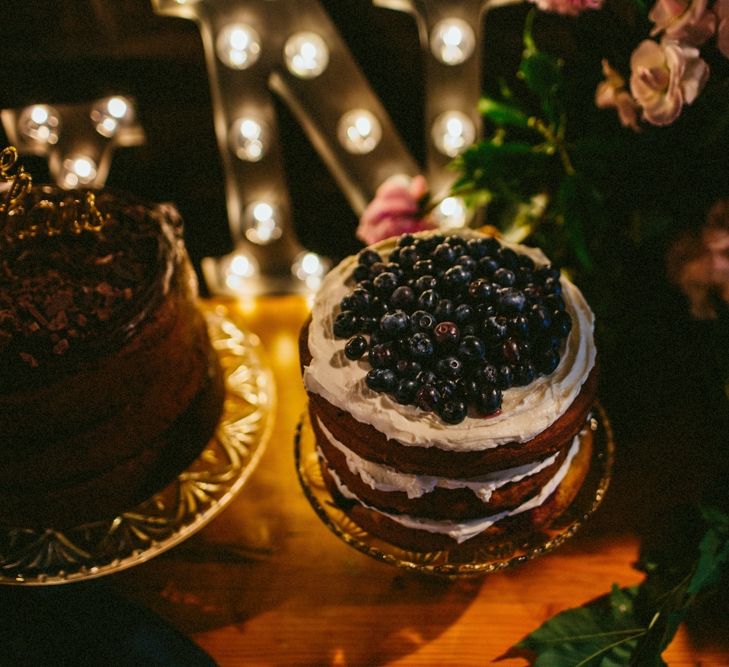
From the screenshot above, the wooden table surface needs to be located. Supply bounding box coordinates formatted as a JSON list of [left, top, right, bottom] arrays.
[[10, 295, 724, 667]]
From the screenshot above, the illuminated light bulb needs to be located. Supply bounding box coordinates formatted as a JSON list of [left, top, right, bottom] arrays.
[[229, 117, 269, 162], [91, 96, 135, 138], [216, 24, 261, 70], [61, 156, 97, 189], [225, 249, 259, 291], [432, 111, 476, 158], [337, 110, 381, 154], [284, 32, 329, 79], [430, 18, 475, 65], [292, 250, 330, 290], [432, 196, 469, 230], [18, 104, 61, 145], [242, 201, 282, 244]]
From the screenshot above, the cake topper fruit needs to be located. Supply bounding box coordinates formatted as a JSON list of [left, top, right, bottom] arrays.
[[332, 233, 572, 424]]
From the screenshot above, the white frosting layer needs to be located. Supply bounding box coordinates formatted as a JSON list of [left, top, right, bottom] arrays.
[[303, 230, 596, 452], [316, 417, 559, 502], [328, 434, 581, 544]]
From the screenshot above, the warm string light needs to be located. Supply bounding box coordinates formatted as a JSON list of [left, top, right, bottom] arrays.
[[432, 110, 475, 158], [2, 97, 144, 190], [338, 109, 382, 154], [430, 18, 475, 65], [432, 196, 470, 230], [291, 250, 330, 290], [242, 201, 282, 244], [216, 23, 261, 70], [230, 117, 269, 161], [284, 32, 329, 79]]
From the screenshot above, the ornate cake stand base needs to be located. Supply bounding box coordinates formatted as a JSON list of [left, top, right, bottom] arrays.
[[0, 304, 275, 586]]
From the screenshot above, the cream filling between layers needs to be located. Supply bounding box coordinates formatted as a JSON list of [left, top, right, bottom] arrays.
[[327, 435, 581, 544], [303, 231, 597, 452], [316, 417, 559, 502]]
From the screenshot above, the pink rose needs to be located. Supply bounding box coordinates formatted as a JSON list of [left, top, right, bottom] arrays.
[[649, 0, 717, 45], [629, 39, 709, 126], [595, 59, 641, 130], [717, 0, 729, 57], [528, 0, 603, 15], [356, 174, 435, 245]]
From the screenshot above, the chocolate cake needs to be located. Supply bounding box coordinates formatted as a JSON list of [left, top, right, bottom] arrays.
[[300, 230, 597, 551], [0, 184, 224, 528]]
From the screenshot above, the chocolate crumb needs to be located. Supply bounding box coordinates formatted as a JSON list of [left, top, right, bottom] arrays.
[[19, 351, 39, 367]]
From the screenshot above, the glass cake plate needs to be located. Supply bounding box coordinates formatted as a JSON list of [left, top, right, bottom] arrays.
[[0, 303, 275, 586], [295, 403, 614, 578]]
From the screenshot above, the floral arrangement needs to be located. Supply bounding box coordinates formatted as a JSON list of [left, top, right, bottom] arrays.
[[357, 0, 729, 395]]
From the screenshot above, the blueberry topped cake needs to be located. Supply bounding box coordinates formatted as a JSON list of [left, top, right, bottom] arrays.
[[0, 183, 224, 528], [299, 230, 597, 551]]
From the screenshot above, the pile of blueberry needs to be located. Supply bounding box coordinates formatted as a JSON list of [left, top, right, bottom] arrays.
[[332, 233, 572, 424]]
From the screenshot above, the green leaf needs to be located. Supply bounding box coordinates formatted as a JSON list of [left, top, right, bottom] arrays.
[[519, 51, 565, 125], [478, 97, 530, 129], [688, 505, 729, 596], [557, 173, 604, 270], [509, 585, 658, 667]]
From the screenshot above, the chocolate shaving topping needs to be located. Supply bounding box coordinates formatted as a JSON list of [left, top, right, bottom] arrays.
[[0, 186, 176, 388]]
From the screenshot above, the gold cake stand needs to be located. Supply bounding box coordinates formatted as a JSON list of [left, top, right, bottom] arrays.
[[0, 304, 275, 586], [295, 404, 614, 578]]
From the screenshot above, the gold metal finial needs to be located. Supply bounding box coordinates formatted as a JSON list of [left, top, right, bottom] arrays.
[[0, 145, 110, 246], [0, 146, 33, 217]]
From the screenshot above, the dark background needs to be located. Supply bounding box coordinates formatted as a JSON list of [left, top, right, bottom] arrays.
[[0, 0, 529, 271]]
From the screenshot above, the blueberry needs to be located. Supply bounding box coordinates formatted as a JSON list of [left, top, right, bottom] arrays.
[[436, 379, 462, 401], [466, 237, 491, 259], [416, 369, 438, 386], [468, 278, 494, 303], [416, 384, 440, 412], [349, 288, 372, 314], [459, 376, 481, 399], [394, 378, 419, 404], [462, 323, 478, 336], [473, 362, 499, 387], [474, 303, 496, 320], [406, 332, 435, 360], [477, 256, 499, 277], [543, 276, 562, 296], [475, 386, 502, 415], [365, 368, 397, 392], [501, 337, 521, 364], [458, 335, 486, 361], [360, 316, 379, 333], [438, 399, 468, 424], [508, 314, 530, 339], [535, 265, 561, 283], [390, 285, 415, 310], [482, 315, 509, 345], [496, 288, 526, 313], [515, 267, 534, 287], [414, 275, 437, 293], [455, 255, 477, 274], [436, 355, 463, 379], [552, 310, 572, 337], [513, 362, 537, 387], [358, 249, 382, 266], [537, 349, 561, 375], [545, 294, 566, 312], [434, 298, 454, 322], [344, 335, 368, 360], [380, 310, 410, 337], [498, 364, 514, 389], [373, 271, 399, 297], [445, 235, 466, 251], [368, 342, 397, 368], [497, 247, 519, 270], [454, 303, 474, 324], [413, 259, 435, 276], [398, 245, 420, 270], [529, 304, 552, 332], [353, 264, 370, 282], [441, 265, 472, 292], [395, 359, 422, 379], [333, 310, 360, 338], [493, 267, 516, 287], [417, 289, 440, 311], [518, 254, 535, 270], [433, 243, 457, 266], [397, 233, 416, 247], [433, 321, 460, 348], [369, 261, 388, 277], [411, 310, 437, 333]]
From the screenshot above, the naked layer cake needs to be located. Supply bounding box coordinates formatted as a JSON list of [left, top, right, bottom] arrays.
[[300, 230, 597, 551], [0, 184, 224, 528]]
